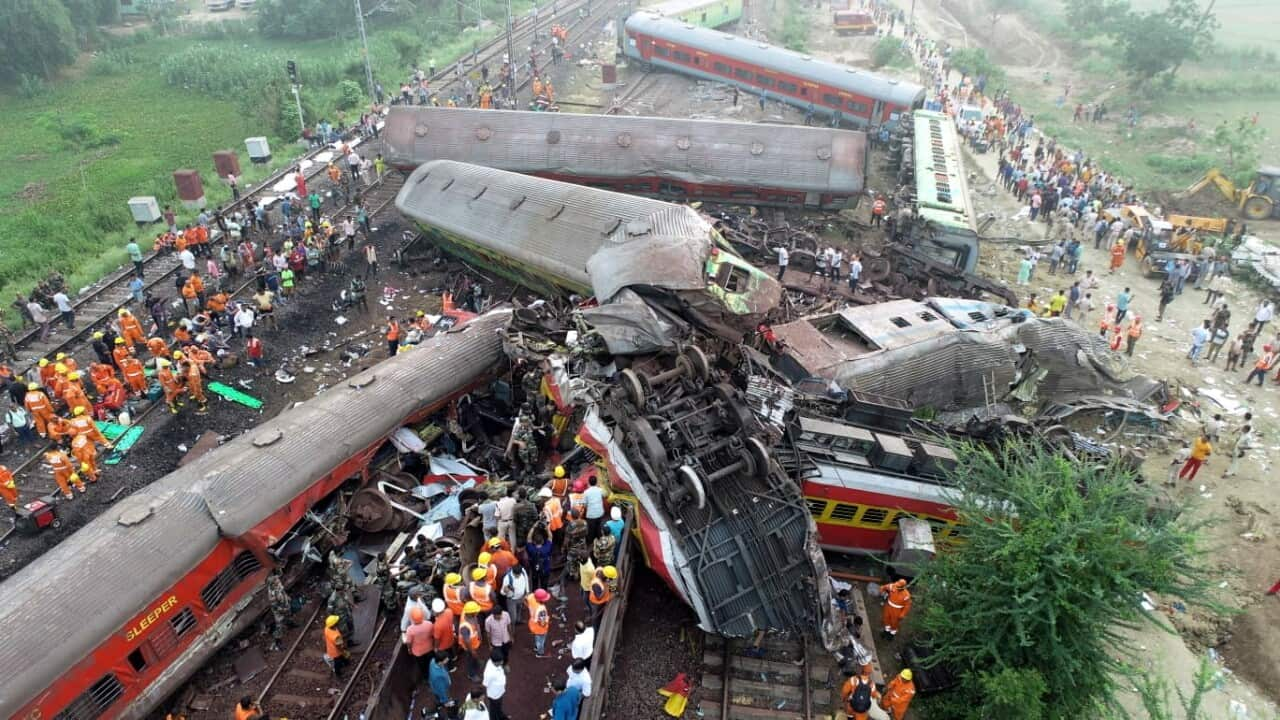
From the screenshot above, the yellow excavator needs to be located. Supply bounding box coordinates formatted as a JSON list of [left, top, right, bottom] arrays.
[[1183, 167, 1280, 220]]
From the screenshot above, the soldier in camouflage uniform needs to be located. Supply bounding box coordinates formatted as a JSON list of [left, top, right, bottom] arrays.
[[591, 532, 617, 568], [557, 510, 589, 599], [512, 487, 540, 550], [509, 405, 540, 478], [266, 569, 293, 651], [326, 588, 354, 641], [373, 552, 400, 617]]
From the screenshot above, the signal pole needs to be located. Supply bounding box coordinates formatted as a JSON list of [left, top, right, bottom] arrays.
[[354, 0, 376, 100]]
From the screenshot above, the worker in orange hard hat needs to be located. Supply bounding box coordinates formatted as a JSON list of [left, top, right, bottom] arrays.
[[881, 669, 916, 720], [0, 465, 17, 510], [23, 383, 55, 438], [324, 615, 351, 678], [879, 578, 912, 639]]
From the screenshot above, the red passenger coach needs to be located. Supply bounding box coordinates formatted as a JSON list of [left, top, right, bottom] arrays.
[[0, 310, 508, 720], [623, 11, 925, 128]]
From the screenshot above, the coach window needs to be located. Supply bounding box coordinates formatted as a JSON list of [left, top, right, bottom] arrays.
[[754, 74, 775, 87], [127, 648, 148, 673], [654, 45, 670, 57], [200, 551, 264, 611], [800, 86, 809, 96], [734, 67, 752, 80], [673, 50, 692, 62], [714, 61, 731, 74], [777, 81, 798, 94], [846, 100, 869, 113], [54, 673, 125, 720], [822, 93, 841, 106]]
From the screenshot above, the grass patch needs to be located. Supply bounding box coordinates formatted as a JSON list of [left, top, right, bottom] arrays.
[[871, 36, 911, 69], [0, 6, 515, 323]]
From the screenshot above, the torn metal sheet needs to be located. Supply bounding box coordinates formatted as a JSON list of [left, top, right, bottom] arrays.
[[579, 288, 691, 355]]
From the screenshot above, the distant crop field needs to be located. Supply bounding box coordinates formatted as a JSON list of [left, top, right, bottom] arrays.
[[1128, 0, 1280, 47]]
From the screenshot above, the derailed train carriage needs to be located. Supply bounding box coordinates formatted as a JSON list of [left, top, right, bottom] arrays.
[[395, 159, 782, 339], [382, 107, 869, 209], [0, 311, 510, 720]]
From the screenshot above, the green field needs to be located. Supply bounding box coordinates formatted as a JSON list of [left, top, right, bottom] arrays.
[[0, 6, 512, 324], [1128, 0, 1280, 47]]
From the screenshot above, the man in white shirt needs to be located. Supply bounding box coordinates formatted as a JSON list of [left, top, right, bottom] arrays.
[[233, 303, 256, 338], [570, 621, 595, 666], [583, 476, 606, 539], [179, 248, 197, 272], [483, 653, 508, 720], [52, 290, 74, 329], [566, 658, 592, 697], [847, 255, 863, 292], [775, 246, 788, 281]]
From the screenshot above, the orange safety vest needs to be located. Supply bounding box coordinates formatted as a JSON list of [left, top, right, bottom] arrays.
[[468, 581, 493, 611], [47, 450, 73, 474], [543, 497, 564, 531], [1127, 323, 1142, 339], [457, 616, 481, 651], [443, 583, 467, 615], [324, 626, 345, 658], [387, 321, 400, 341], [550, 476, 569, 497], [234, 704, 261, 720], [1258, 352, 1276, 370], [526, 597, 550, 635]]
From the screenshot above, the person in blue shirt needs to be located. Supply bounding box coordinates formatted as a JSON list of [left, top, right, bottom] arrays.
[[1116, 287, 1133, 323], [604, 506, 624, 545], [550, 677, 582, 720], [428, 651, 453, 713]]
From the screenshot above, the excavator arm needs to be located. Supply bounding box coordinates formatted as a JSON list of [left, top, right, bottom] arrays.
[[1183, 168, 1239, 203]]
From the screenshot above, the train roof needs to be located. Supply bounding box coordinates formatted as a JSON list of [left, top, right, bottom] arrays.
[[396, 160, 720, 297], [626, 11, 926, 108], [0, 311, 511, 715], [913, 110, 976, 234], [383, 107, 868, 195]]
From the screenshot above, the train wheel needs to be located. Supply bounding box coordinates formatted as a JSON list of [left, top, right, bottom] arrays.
[[620, 367, 647, 407], [630, 416, 669, 472], [746, 436, 771, 478], [677, 465, 707, 510], [683, 346, 711, 382]]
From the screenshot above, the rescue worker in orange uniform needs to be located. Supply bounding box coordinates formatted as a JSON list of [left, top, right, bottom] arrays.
[[62, 372, 91, 416], [146, 336, 171, 360], [93, 376, 127, 418], [468, 567, 494, 614], [118, 308, 145, 347], [46, 448, 83, 499], [121, 356, 147, 397], [206, 291, 229, 320], [476, 551, 498, 586], [880, 579, 912, 639], [182, 352, 208, 413], [55, 352, 78, 374], [881, 669, 916, 720], [157, 359, 184, 413], [443, 572, 469, 617], [112, 337, 134, 370], [457, 601, 484, 682], [49, 363, 70, 401], [324, 615, 351, 678], [588, 565, 617, 629], [24, 383, 55, 437], [48, 414, 74, 444], [89, 361, 117, 390], [37, 357, 56, 388], [841, 670, 880, 720], [385, 316, 401, 357], [233, 696, 263, 720], [0, 465, 17, 510], [184, 344, 215, 375], [550, 464, 570, 497], [71, 434, 100, 483], [67, 405, 109, 444]]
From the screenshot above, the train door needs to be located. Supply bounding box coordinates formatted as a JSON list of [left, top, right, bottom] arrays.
[[870, 100, 885, 129], [804, 192, 820, 207]]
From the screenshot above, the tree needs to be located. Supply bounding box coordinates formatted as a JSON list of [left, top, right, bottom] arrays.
[[0, 0, 79, 81], [256, 0, 352, 39], [949, 47, 1006, 86], [987, 0, 1028, 30], [1211, 116, 1266, 186], [915, 439, 1217, 719], [1059, 0, 1131, 42], [1113, 0, 1218, 87]]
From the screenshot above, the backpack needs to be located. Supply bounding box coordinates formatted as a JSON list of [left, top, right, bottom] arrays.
[[848, 677, 872, 713]]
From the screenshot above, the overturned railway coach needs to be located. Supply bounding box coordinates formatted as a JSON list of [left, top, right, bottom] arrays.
[[396, 159, 782, 338], [383, 107, 869, 209], [647, 0, 744, 28], [623, 12, 925, 128], [0, 311, 510, 720]]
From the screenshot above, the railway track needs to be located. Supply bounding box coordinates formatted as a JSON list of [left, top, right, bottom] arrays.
[[701, 633, 843, 720], [4, 168, 405, 500]]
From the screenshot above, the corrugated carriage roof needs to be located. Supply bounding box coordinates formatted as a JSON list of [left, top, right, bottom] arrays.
[[383, 107, 867, 194], [625, 12, 926, 108]]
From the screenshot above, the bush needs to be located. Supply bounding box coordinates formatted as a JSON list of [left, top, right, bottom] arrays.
[[1144, 153, 1214, 174], [36, 111, 121, 150], [17, 73, 46, 99], [871, 37, 907, 68], [86, 199, 128, 234], [779, 0, 809, 52], [90, 48, 142, 76], [949, 47, 1006, 86], [338, 79, 364, 109], [389, 31, 424, 67]]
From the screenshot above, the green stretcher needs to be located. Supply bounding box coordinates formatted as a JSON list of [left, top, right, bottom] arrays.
[[208, 381, 264, 409], [95, 420, 130, 443], [104, 425, 145, 466]]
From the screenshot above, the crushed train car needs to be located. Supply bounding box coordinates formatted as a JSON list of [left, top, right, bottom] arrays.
[[382, 106, 869, 209], [395, 159, 782, 340]]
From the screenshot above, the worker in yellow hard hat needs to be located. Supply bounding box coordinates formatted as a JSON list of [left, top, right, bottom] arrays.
[[323, 614, 351, 677], [468, 566, 494, 613], [458, 600, 483, 680], [443, 572, 467, 616], [37, 357, 57, 388], [589, 566, 616, 628], [881, 668, 916, 719]]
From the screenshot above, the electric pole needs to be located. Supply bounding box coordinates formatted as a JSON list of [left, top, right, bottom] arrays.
[[354, 0, 376, 100], [505, 0, 517, 100]]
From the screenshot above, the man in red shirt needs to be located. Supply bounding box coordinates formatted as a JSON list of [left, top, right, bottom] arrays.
[[402, 606, 435, 676]]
